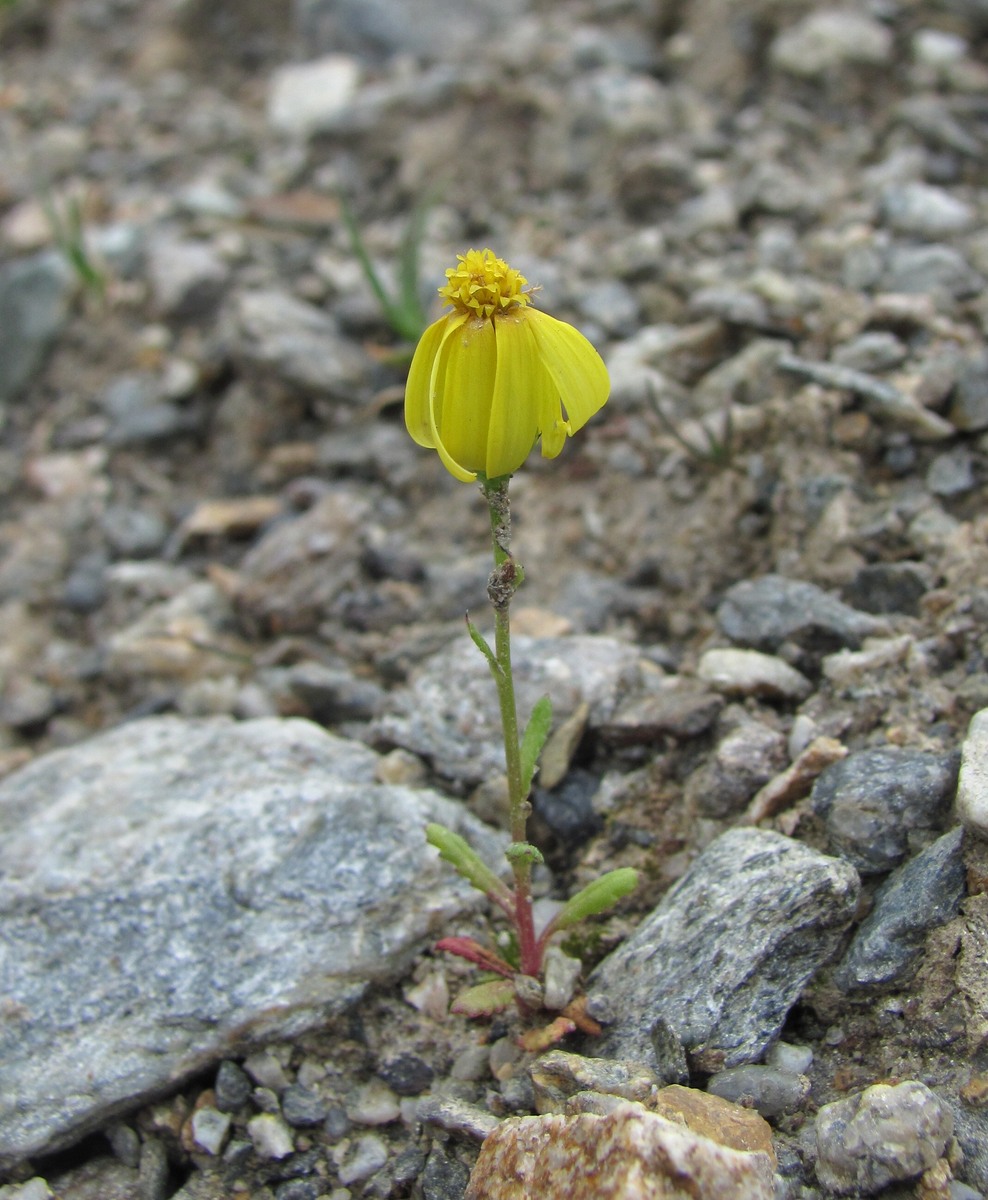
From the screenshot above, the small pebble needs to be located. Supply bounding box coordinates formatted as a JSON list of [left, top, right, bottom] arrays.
[[707, 1064, 810, 1119], [215, 1060, 253, 1112], [246, 1113, 295, 1160], [335, 1133, 389, 1186], [190, 1106, 232, 1155], [958, 708, 988, 837], [282, 1084, 329, 1128], [765, 1041, 813, 1076], [696, 647, 812, 702], [347, 1080, 401, 1125], [243, 1049, 291, 1092], [378, 1052, 435, 1097], [815, 1080, 953, 1193]]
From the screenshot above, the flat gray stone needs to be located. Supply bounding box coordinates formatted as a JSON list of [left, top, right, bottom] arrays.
[[588, 828, 860, 1073], [373, 636, 643, 787], [0, 716, 502, 1168], [228, 289, 371, 398], [717, 574, 886, 656]]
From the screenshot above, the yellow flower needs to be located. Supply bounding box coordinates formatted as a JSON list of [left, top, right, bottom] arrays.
[[404, 248, 610, 482]]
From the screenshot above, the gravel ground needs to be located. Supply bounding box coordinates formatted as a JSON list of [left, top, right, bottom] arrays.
[[3, 0, 988, 1196]]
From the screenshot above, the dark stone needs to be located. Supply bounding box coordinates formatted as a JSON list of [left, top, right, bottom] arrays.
[[588, 829, 860, 1073], [378, 1052, 435, 1097], [842, 562, 932, 616], [420, 1142, 470, 1200], [532, 770, 603, 850], [717, 575, 885, 655], [281, 1084, 329, 1128], [215, 1061, 252, 1112], [836, 826, 966, 990], [811, 748, 959, 875]]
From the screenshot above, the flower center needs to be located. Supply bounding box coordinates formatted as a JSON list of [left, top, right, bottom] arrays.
[[439, 248, 532, 320]]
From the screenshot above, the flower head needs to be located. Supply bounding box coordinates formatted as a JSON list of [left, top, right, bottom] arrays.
[[404, 248, 609, 482]]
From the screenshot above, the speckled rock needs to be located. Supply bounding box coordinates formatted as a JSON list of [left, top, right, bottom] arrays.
[[810, 747, 959, 874], [0, 716, 503, 1168], [374, 635, 642, 787], [464, 1103, 777, 1200], [815, 1080, 953, 1194], [588, 829, 859, 1072]]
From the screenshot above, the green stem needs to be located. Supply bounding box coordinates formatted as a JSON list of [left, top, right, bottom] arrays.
[[482, 478, 539, 979]]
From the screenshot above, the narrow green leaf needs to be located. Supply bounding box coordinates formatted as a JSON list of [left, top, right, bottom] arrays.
[[339, 194, 404, 333], [519, 694, 552, 797], [465, 614, 501, 677], [550, 869, 639, 932], [451, 979, 515, 1017], [426, 823, 512, 907]]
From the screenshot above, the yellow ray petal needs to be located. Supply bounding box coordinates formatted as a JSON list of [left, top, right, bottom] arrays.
[[486, 315, 545, 479], [404, 315, 451, 448], [527, 310, 610, 435], [433, 315, 495, 482]]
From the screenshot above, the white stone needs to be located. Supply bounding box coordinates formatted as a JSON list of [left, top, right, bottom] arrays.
[[956, 708, 988, 836], [247, 1113, 294, 1161], [190, 1107, 231, 1156], [771, 11, 892, 78], [347, 1080, 401, 1126], [335, 1134, 389, 1186], [267, 56, 362, 138], [697, 647, 811, 701], [821, 635, 913, 687]]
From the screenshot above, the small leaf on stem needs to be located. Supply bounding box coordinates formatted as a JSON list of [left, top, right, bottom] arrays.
[[465, 614, 501, 676], [451, 979, 516, 1017], [542, 868, 639, 937], [426, 824, 514, 911], [435, 936, 515, 977], [519, 694, 552, 797]]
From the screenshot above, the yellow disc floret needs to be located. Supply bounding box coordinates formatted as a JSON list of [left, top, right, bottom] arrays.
[[439, 248, 532, 319]]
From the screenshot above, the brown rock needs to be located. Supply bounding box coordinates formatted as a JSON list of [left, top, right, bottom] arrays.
[[647, 1086, 776, 1165], [465, 1102, 776, 1200]]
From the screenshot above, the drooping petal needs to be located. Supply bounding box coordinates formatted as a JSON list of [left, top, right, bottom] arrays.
[[427, 313, 477, 483], [526, 310, 609, 455], [486, 313, 547, 478], [435, 315, 497, 481], [404, 314, 451, 448]]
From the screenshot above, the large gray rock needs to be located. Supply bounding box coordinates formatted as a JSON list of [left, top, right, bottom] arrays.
[[0, 716, 502, 1169], [588, 829, 860, 1073], [717, 575, 886, 656], [372, 635, 643, 788]]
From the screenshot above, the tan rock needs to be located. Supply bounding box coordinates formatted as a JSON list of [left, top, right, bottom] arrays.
[[647, 1086, 776, 1164], [465, 1102, 776, 1200]]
